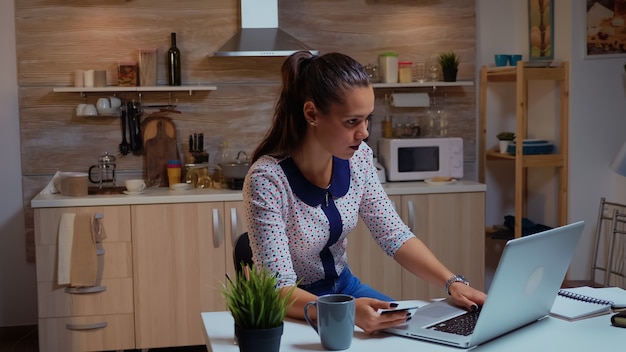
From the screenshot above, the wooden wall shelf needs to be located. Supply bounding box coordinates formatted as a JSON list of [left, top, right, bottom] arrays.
[[52, 85, 217, 96]]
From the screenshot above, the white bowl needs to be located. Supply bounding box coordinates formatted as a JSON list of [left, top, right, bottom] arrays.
[[170, 183, 191, 191]]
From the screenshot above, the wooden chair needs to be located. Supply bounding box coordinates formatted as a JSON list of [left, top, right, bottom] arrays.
[[233, 232, 253, 275]]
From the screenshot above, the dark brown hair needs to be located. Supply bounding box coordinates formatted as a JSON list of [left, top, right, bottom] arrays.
[[251, 51, 371, 163]]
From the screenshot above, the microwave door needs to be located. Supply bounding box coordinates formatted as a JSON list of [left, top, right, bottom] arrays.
[[398, 146, 440, 173]]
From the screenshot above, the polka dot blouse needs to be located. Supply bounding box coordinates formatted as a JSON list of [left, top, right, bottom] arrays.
[[242, 142, 414, 288]]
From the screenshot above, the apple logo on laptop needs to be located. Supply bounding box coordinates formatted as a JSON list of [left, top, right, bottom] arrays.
[[524, 266, 544, 296]]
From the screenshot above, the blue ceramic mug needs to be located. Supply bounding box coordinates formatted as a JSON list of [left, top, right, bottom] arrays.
[[494, 54, 511, 67], [304, 294, 355, 350], [510, 54, 523, 66]]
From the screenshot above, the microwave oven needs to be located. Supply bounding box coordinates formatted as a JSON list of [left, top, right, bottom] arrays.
[[378, 137, 463, 181]]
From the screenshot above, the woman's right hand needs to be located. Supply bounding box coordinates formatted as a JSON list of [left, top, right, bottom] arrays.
[[354, 298, 411, 334]]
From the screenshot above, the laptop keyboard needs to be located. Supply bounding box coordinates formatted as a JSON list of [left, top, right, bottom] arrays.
[[427, 308, 481, 336]]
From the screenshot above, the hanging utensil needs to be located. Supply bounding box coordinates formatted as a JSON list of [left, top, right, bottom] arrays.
[[132, 100, 143, 155], [119, 105, 130, 156], [127, 101, 138, 153]]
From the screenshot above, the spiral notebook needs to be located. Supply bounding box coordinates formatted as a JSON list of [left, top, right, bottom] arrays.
[[550, 286, 626, 321]]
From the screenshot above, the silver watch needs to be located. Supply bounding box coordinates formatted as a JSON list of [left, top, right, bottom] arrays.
[[445, 275, 469, 295]]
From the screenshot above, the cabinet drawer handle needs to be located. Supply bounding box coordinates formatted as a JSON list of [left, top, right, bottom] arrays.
[[407, 200, 415, 231], [66, 321, 108, 331], [213, 208, 224, 248], [65, 286, 106, 294], [230, 207, 239, 245]]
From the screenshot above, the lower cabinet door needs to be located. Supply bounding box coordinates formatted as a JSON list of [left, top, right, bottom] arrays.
[[400, 192, 485, 299], [38, 314, 135, 352], [132, 202, 227, 349]]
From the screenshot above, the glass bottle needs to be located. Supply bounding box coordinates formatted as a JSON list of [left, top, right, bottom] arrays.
[[217, 141, 231, 186], [167, 32, 181, 86], [426, 93, 448, 137]]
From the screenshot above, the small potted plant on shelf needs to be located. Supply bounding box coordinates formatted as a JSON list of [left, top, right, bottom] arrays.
[[221, 264, 297, 352], [497, 131, 515, 153], [437, 50, 460, 82]]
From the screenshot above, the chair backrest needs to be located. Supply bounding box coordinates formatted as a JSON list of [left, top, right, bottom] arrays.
[[233, 232, 253, 275], [607, 210, 626, 288], [591, 198, 626, 287]]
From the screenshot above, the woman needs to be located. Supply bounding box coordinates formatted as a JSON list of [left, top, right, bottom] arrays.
[[242, 51, 486, 334]]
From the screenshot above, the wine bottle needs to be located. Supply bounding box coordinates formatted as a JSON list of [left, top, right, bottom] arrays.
[[167, 32, 181, 86]]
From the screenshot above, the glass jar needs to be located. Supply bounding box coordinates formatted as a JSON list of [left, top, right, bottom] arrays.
[[393, 123, 420, 138], [364, 63, 380, 83], [398, 61, 413, 83], [428, 109, 448, 137], [184, 163, 211, 188]]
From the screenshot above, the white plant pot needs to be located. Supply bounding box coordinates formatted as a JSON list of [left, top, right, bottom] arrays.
[[499, 140, 510, 153]]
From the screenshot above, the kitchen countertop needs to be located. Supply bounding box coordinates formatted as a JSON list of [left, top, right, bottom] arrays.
[[31, 180, 486, 208]]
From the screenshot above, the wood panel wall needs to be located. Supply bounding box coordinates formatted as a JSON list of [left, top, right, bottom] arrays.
[[16, 0, 476, 260]]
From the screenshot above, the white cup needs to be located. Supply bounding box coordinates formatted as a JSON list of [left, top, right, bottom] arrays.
[[78, 104, 97, 116], [97, 98, 111, 110], [76, 103, 88, 115], [84, 69, 95, 87], [125, 179, 146, 192], [109, 96, 122, 109], [74, 69, 84, 87]]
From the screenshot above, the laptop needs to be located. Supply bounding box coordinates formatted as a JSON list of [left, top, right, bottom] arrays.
[[384, 221, 585, 349]]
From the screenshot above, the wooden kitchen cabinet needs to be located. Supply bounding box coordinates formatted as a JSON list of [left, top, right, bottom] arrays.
[[34, 200, 247, 351], [400, 192, 485, 299], [34, 205, 134, 352], [348, 192, 485, 301], [131, 200, 247, 349], [132, 202, 226, 348], [33, 187, 479, 350]]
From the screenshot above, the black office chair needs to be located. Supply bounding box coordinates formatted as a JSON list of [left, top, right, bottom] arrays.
[[233, 232, 254, 275]]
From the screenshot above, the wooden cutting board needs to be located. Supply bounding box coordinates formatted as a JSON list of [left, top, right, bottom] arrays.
[[145, 119, 178, 187], [141, 115, 176, 146]]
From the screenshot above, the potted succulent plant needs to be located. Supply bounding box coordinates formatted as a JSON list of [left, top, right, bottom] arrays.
[[221, 264, 297, 352], [497, 131, 515, 153], [437, 50, 461, 82]]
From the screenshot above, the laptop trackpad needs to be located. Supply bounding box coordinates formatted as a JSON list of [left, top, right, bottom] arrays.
[[413, 303, 464, 326]]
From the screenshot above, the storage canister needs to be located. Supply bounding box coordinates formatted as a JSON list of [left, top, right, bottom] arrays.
[[379, 52, 399, 83], [398, 61, 413, 83], [139, 48, 157, 86]]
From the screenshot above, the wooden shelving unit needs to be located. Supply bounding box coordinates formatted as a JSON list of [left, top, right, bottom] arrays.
[[478, 62, 569, 238]]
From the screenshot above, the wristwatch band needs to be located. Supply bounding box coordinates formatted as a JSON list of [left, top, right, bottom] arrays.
[[445, 275, 469, 295]]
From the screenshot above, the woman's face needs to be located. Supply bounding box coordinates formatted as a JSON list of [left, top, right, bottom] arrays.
[[312, 86, 374, 160]]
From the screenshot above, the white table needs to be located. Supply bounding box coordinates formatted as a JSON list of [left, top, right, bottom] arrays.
[[202, 301, 623, 351]]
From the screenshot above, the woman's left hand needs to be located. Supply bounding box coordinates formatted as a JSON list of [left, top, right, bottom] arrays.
[[354, 298, 412, 334]]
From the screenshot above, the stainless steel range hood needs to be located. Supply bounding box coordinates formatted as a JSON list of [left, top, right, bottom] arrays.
[[214, 0, 318, 57]]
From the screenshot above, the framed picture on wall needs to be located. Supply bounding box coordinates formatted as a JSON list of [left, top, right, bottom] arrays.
[[584, 0, 626, 58], [528, 0, 554, 61]]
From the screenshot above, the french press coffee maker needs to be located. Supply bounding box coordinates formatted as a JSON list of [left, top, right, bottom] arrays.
[[88, 152, 117, 188]]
